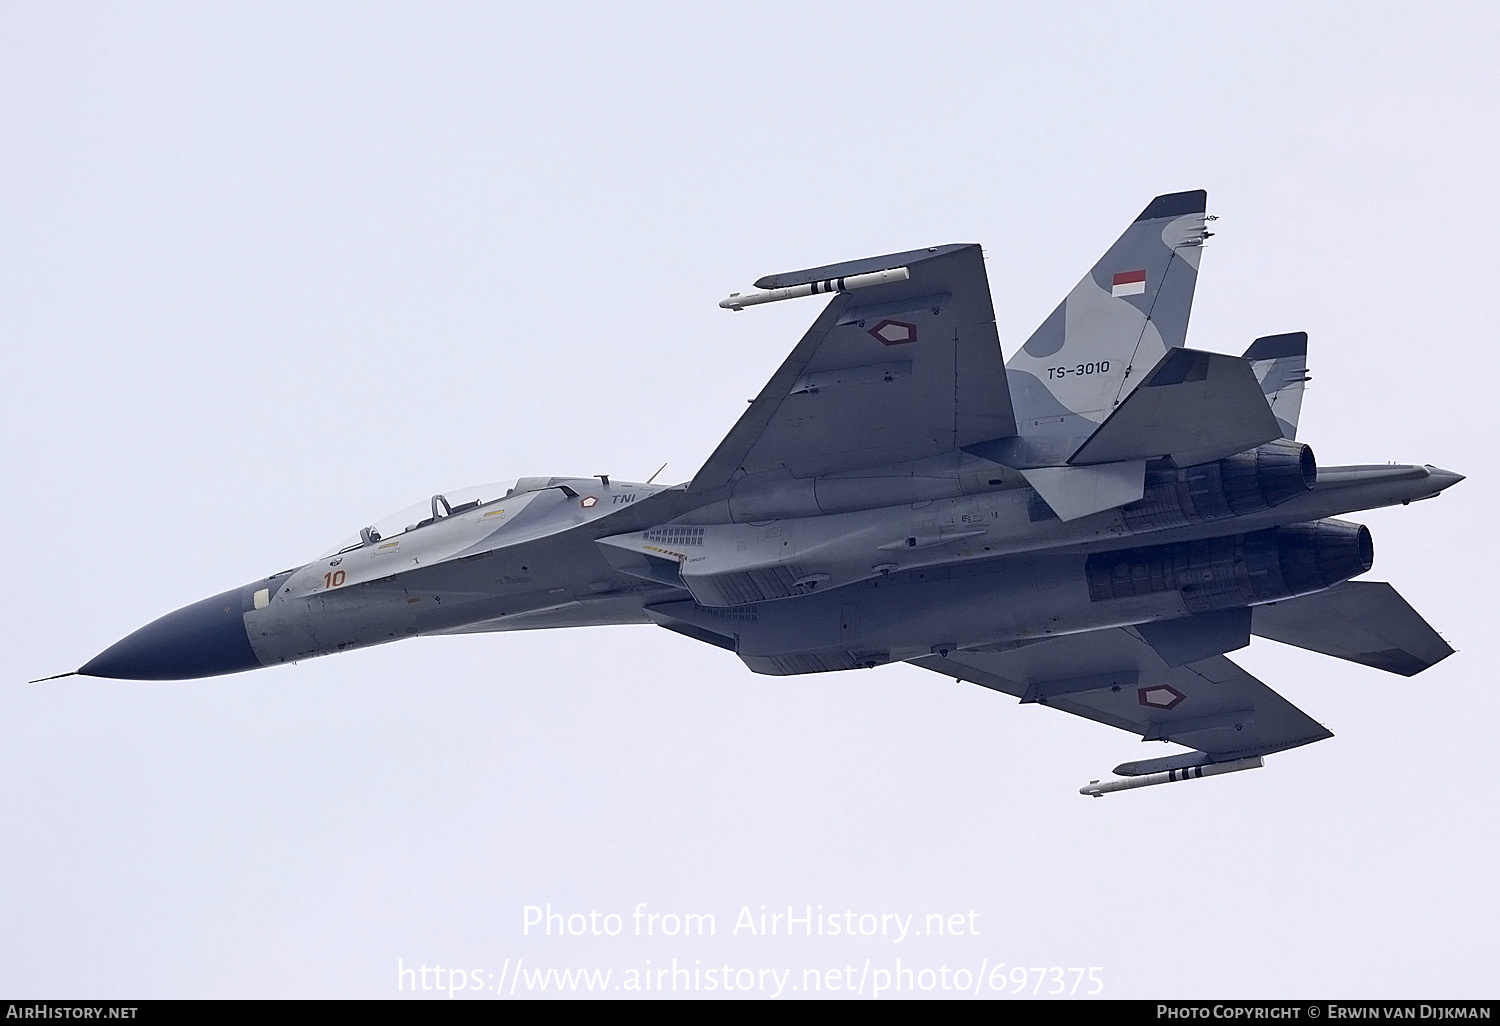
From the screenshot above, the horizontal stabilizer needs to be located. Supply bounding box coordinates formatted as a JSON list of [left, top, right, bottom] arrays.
[[1252, 581, 1454, 676], [1067, 348, 1282, 466], [1020, 460, 1145, 521]]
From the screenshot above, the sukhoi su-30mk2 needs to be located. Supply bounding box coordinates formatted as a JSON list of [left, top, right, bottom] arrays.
[[72, 190, 1462, 796]]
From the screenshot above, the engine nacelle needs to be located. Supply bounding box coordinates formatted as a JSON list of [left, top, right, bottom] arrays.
[[1121, 439, 1317, 532], [1085, 517, 1373, 613]]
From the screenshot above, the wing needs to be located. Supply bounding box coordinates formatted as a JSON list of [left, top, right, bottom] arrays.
[[909, 627, 1332, 760], [688, 244, 1015, 495]]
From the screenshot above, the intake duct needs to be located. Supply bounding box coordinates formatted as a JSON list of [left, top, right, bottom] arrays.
[[1121, 439, 1316, 532], [1086, 518, 1373, 613]]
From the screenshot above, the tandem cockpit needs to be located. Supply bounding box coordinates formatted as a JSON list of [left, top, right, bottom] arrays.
[[318, 476, 605, 559], [320, 480, 524, 558]]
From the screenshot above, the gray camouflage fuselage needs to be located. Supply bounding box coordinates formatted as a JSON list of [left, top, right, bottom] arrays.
[[86, 458, 1455, 678], [77, 189, 1462, 790]]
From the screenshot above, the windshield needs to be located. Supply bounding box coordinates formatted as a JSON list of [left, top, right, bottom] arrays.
[[319, 480, 520, 557]]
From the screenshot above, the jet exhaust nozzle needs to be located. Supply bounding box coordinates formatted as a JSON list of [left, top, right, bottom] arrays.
[[1086, 518, 1373, 612], [1224, 438, 1317, 509], [1123, 440, 1316, 532], [1271, 518, 1374, 597]]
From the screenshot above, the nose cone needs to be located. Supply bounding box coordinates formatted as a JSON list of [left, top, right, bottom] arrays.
[[80, 586, 263, 680]]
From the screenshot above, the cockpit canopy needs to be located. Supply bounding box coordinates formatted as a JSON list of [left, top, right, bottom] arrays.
[[317, 476, 600, 558], [318, 480, 520, 557]]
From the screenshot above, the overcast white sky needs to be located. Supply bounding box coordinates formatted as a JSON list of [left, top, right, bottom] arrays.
[[2, 2, 1496, 1000]]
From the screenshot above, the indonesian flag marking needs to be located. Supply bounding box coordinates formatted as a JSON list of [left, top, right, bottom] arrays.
[[1111, 269, 1147, 297]]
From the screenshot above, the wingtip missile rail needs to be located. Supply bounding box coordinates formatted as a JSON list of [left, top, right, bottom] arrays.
[[719, 266, 910, 311], [1080, 757, 1264, 798]]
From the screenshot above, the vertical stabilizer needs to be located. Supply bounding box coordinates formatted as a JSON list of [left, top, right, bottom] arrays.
[[1004, 191, 1210, 460], [1243, 332, 1309, 440]]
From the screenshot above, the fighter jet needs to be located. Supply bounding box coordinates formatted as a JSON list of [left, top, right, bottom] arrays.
[[70, 190, 1461, 796]]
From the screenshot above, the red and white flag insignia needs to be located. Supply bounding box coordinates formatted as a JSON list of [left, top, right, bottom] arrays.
[[1111, 270, 1147, 297]]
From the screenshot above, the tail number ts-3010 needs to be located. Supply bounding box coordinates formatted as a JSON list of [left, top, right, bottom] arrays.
[[1047, 361, 1110, 380]]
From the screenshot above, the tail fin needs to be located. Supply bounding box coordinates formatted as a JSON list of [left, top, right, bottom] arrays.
[[1006, 190, 1210, 454], [1243, 332, 1309, 440]]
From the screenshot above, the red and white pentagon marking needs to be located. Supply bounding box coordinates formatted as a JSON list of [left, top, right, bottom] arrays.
[[868, 319, 917, 346], [580, 496, 598, 508], [1137, 684, 1186, 710]]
